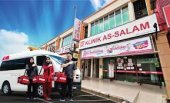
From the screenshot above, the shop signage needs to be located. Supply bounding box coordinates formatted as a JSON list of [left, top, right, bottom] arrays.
[[80, 14, 159, 49], [73, 53, 79, 59], [81, 37, 153, 59], [163, 5, 170, 27], [73, 18, 81, 41], [48, 42, 56, 53], [56, 44, 74, 54]]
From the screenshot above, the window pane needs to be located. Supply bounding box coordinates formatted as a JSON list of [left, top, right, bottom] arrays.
[[115, 10, 122, 26], [95, 21, 99, 35], [98, 19, 103, 33], [109, 13, 115, 29], [1, 58, 27, 71], [122, 7, 129, 24], [62, 34, 73, 47], [91, 23, 95, 36], [104, 16, 109, 31]]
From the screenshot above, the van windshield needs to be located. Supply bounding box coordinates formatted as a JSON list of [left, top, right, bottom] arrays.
[[49, 55, 66, 64]]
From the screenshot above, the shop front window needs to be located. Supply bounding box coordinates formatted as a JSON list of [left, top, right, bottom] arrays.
[[137, 55, 163, 85], [116, 57, 137, 82], [113, 54, 164, 86]]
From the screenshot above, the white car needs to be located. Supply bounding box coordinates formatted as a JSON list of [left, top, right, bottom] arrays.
[[0, 50, 81, 96]]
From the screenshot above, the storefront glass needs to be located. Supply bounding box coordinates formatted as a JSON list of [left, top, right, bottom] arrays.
[[102, 54, 164, 86], [103, 58, 115, 79]]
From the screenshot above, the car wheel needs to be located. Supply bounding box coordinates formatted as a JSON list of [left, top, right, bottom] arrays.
[[37, 85, 43, 97], [1, 82, 11, 96]]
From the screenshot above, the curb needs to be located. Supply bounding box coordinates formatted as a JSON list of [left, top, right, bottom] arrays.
[[82, 87, 125, 103]]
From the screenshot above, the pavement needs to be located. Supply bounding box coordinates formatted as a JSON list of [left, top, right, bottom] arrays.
[[82, 78, 167, 103], [0, 91, 115, 103]]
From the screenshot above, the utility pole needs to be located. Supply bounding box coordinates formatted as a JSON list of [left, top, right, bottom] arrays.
[[71, 5, 77, 61]]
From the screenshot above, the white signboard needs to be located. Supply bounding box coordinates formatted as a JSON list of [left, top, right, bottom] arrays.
[[73, 18, 81, 41], [81, 37, 153, 59], [80, 14, 159, 49], [56, 44, 73, 54]]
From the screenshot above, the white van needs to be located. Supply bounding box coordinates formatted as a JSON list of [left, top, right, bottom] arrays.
[[0, 50, 81, 96]]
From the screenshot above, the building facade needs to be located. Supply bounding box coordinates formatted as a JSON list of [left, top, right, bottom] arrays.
[[41, 0, 170, 99]]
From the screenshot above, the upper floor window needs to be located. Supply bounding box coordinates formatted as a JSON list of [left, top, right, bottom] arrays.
[[90, 6, 130, 36], [109, 13, 115, 29], [62, 34, 73, 47], [122, 6, 130, 24], [115, 10, 122, 26], [133, 0, 148, 19], [84, 26, 88, 38]]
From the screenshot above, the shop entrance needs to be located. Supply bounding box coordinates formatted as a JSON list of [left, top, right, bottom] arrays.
[[83, 59, 91, 78], [93, 59, 99, 78], [103, 58, 115, 79]]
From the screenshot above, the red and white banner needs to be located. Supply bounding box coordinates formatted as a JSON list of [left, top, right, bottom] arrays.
[[73, 18, 81, 41], [81, 37, 153, 59], [80, 14, 159, 49], [163, 5, 170, 27]]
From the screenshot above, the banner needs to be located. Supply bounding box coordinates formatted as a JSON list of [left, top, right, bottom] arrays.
[[163, 5, 170, 27], [73, 18, 81, 41], [81, 37, 153, 59], [79, 14, 159, 49]]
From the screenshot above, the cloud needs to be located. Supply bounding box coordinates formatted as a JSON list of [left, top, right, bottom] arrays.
[[0, 29, 29, 62], [90, 0, 112, 10]]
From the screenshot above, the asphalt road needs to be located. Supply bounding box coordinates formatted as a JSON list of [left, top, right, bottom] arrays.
[[0, 91, 115, 103]]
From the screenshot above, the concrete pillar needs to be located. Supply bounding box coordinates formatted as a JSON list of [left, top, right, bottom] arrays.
[[90, 59, 93, 78], [77, 51, 81, 70], [156, 31, 170, 99], [145, 0, 153, 15], [128, 1, 135, 21], [59, 38, 63, 48], [87, 23, 91, 37], [99, 58, 103, 79]]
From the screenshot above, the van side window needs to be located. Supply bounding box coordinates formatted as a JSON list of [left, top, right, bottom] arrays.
[[0, 58, 27, 71], [37, 56, 46, 66]]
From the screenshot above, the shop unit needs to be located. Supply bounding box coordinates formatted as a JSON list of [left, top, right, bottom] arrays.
[[79, 0, 170, 99]]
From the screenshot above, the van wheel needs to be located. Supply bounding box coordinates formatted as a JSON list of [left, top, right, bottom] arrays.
[[37, 85, 43, 97], [1, 82, 11, 96]]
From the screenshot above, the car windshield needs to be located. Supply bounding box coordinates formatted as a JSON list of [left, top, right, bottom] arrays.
[[49, 55, 66, 64]]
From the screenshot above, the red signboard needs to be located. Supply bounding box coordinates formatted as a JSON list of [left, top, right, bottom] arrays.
[[163, 5, 170, 27]]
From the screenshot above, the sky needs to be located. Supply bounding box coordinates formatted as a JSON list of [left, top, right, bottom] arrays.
[[0, 0, 112, 61]]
